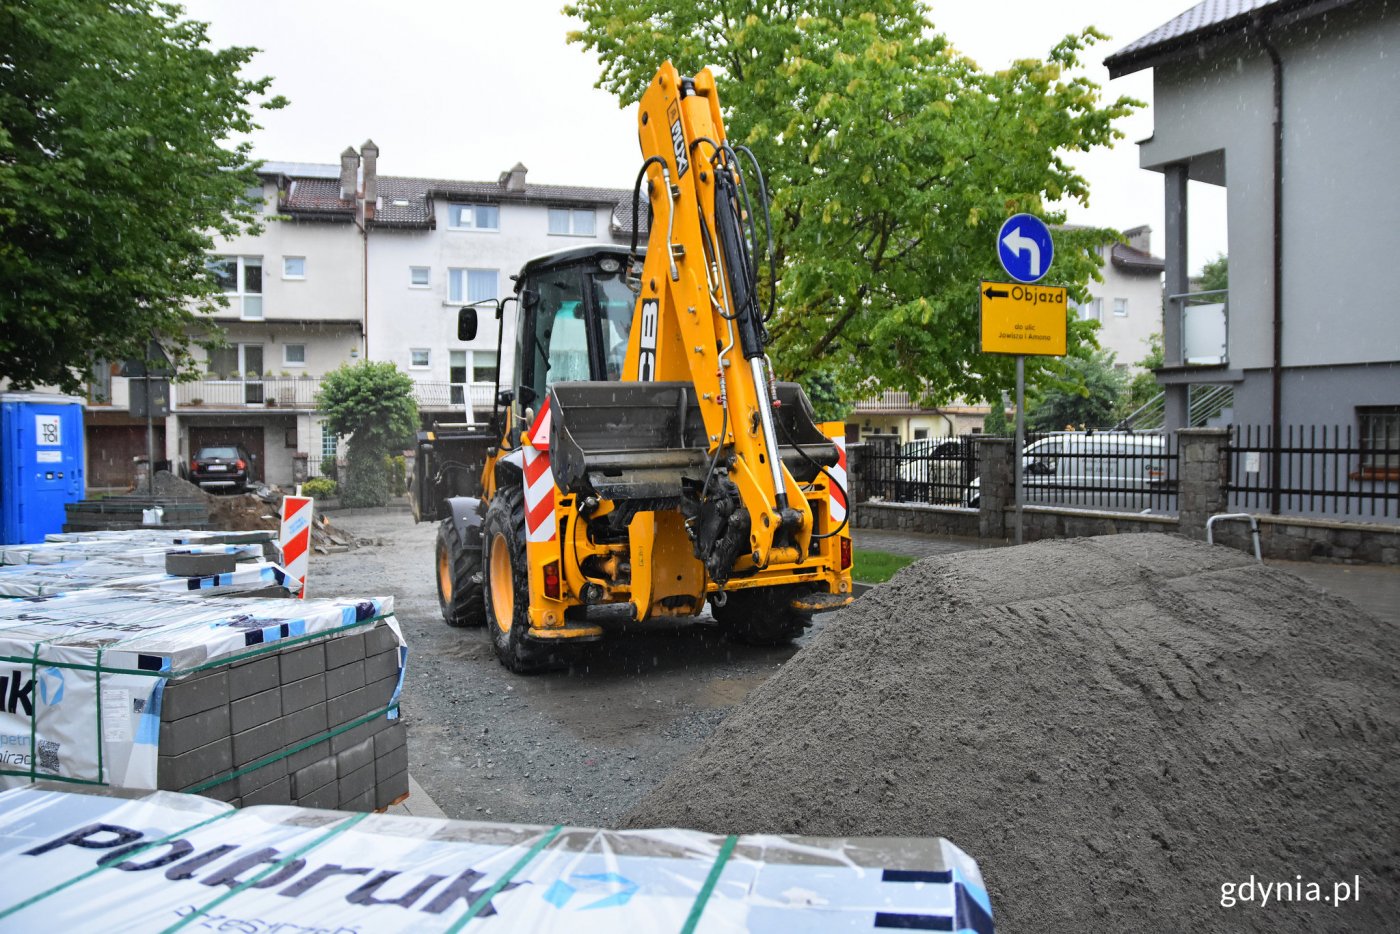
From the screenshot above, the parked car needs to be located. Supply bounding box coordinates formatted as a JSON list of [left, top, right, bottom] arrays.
[[964, 433, 1169, 507], [190, 444, 254, 492], [896, 438, 970, 503]]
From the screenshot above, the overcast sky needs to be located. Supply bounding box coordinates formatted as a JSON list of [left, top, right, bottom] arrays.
[[180, 0, 1228, 272]]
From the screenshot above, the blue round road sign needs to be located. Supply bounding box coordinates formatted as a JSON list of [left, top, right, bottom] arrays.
[[997, 214, 1054, 284]]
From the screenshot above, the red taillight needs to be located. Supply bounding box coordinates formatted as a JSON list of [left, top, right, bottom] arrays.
[[191, 459, 199, 471], [542, 561, 561, 599], [235, 459, 246, 470], [839, 537, 852, 570]]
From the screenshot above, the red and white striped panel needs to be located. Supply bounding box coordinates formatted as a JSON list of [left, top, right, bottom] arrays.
[[523, 399, 557, 544], [280, 494, 313, 598], [828, 435, 848, 525]]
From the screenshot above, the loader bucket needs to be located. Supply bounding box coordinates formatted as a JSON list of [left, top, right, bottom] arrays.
[[548, 381, 709, 501], [547, 380, 839, 501]]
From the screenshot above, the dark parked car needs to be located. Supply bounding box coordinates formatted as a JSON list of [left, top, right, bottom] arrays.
[[190, 444, 254, 492]]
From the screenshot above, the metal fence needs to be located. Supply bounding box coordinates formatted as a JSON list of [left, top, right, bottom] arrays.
[[860, 436, 979, 506], [861, 432, 1179, 514], [1226, 425, 1399, 521]]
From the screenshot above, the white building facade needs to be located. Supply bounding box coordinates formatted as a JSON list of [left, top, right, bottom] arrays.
[[85, 145, 638, 487], [1072, 226, 1164, 372]]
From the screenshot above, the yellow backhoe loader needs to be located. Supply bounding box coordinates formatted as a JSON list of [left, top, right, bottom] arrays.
[[412, 62, 853, 672]]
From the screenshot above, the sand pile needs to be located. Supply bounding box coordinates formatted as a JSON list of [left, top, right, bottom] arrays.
[[624, 534, 1400, 932]]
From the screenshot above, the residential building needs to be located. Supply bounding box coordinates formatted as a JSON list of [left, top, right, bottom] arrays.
[[847, 396, 993, 443], [1105, 0, 1400, 442], [1070, 225, 1164, 371], [362, 160, 636, 418], [85, 144, 640, 487]]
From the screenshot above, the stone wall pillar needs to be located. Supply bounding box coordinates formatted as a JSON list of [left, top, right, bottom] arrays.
[[976, 437, 1014, 540], [1177, 427, 1229, 540], [846, 443, 867, 504]]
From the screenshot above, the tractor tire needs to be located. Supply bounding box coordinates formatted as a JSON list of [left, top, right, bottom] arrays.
[[435, 518, 485, 628], [709, 585, 812, 646], [481, 486, 561, 673]]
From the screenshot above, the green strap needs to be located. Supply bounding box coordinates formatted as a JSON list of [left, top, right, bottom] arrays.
[[27, 645, 38, 783], [0, 808, 238, 921], [0, 612, 392, 679], [94, 648, 104, 785], [185, 702, 397, 794], [2, 701, 396, 788], [161, 811, 370, 934], [443, 824, 564, 933], [679, 834, 738, 934]]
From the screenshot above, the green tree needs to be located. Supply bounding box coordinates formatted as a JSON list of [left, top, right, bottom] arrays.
[[983, 401, 1011, 436], [0, 0, 285, 392], [1113, 331, 1164, 426], [802, 369, 852, 423], [317, 362, 419, 508], [1198, 254, 1228, 292], [1025, 347, 1128, 431], [566, 0, 1139, 407]]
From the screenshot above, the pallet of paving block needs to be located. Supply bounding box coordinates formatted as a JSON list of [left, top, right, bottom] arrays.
[[0, 538, 269, 568], [0, 590, 401, 792], [159, 621, 407, 813], [0, 560, 300, 599], [0, 784, 995, 933]]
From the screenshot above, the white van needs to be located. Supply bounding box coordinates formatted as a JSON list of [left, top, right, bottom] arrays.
[[964, 433, 1170, 506]]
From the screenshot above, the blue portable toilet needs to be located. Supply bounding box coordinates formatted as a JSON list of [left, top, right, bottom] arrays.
[[1, 393, 86, 544]]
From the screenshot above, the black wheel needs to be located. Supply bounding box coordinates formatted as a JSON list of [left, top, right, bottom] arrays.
[[481, 487, 560, 673], [709, 585, 812, 646], [436, 519, 485, 628]]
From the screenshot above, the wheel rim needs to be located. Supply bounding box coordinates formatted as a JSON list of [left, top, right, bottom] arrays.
[[437, 544, 452, 602], [489, 532, 513, 634]]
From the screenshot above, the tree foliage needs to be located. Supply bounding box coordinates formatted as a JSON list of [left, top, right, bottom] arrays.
[[317, 362, 418, 507], [1198, 253, 1228, 292], [566, 0, 1139, 407], [0, 0, 285, 392], [1025, 347, 1128, 431], [983, 401, 1010, 436], [1114, 331, 1164, 425]]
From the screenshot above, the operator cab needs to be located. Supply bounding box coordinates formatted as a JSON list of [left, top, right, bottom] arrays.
[[508, 245, 641, 443]]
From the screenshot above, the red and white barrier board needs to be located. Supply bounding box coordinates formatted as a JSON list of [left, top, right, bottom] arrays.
[[280, 495, 313, 599], [523, 399, 557, 544], [829, 434, 848, 524]]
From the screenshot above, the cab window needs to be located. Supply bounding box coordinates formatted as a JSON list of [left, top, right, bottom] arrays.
[[592, 267, 636, 379], [521, 270, 589, 408]]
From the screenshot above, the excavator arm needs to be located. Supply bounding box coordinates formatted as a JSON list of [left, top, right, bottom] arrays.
[[622, 62, 820, 578]]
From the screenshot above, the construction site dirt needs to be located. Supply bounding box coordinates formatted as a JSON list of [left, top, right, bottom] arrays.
[[314, 515, 1397, 932]]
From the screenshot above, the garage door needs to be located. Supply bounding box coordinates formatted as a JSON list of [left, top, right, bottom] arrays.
[[88, 425, 166, 489]]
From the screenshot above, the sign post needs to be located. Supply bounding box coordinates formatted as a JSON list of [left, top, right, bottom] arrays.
[[123, 341, 172, 501], [984, 213, 1064, 545]]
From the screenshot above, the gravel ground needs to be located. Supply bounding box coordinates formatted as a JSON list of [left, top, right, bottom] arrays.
[[310, 508, 836, 827]]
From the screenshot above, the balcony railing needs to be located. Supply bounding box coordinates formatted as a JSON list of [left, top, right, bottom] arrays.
[[1170, 288, 1229, 365], [175, 377, 319, 409], [853, 391, 914, 412], [170, 377, 497, 412]]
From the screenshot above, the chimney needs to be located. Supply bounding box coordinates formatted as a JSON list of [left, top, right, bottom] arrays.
[[339, 146, 359, 200], [360, 139, 379, 219], [1123, 225, 1152, 254], [499, 162, 528, 193]]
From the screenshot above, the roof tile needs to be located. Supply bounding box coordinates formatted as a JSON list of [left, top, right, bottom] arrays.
[[1106, 0, 1294, 75]]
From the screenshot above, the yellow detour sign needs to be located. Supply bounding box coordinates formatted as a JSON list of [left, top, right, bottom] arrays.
[[979, 281, 1068, 356]]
